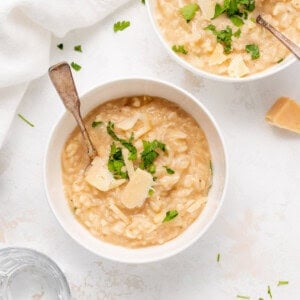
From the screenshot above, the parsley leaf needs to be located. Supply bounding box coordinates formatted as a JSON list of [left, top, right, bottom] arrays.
[[17, 113, 34, 127], [213, 3, 225, 19], [106, 121, 137, 160], [267, 285, 272, 299], [245, 44, 260, 59], [277, 58, 284, 63], [230, 15, 244, 27], [277, 281, 289, 286], [217, 253, 221, 262], [172, 45, 188, 54], [114, 21, 130, 32], [148, 188, 154, 196], [92, 121, 103, 128], [213, 0, 255, 25], [57, 43, 63, 50], [205, 25, 233, 54], [234, 28, 241, 38], [71, 62, 81, 71], [163, 210, 178, 222], [108, 142, 128, 179], [141, 0, 145, 3], [163, 166, 175, 174], [140, 140, 166, 173], [236, 296, 250, 300], [180, 3, 199, 23], [74, 45, 82, 52]]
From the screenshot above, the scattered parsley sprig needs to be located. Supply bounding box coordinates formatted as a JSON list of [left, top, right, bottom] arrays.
[[17, 114, 34, 127], [172, 45, 188, 55], [140, 140, 166, 174], [163, 210, 178, 222], [246, 44, 260, 59], [114, 21, 130, 32], [180, 3, 199, 23], [107, 121, 137, 160]]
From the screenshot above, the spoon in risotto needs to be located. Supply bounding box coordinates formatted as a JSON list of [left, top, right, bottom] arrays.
[[256, 15, 300, 59], [49, 62, 97, 161]]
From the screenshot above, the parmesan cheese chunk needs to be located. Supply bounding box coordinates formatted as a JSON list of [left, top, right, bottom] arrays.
[[121, 168, 153, 209], [116, 114, 140, 131], [198, 0, 216, 19], [266, 97, 300, 133], [228, 55, 250, 78], [85, 156, 126, 191], [209, 44, 229, 66], [122, 148, 135, 178], [134, 114, 151, 139]]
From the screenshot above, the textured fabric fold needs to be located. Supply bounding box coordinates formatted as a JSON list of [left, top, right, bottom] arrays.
[[0, 0, 130, 147]]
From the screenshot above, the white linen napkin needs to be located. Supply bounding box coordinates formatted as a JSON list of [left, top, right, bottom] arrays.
[[0, 0, 130, 147]]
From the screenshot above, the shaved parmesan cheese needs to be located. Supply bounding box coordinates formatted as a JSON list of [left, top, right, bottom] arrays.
[[209, 44, 229, 66], [187, 197, 207, 213], [198, 0, 216, 19], [228, 55, 250, 78], [121, 168, 153, 209], [116, 114, 140, 131], [122, 148, 135, 178], [85, 156, 126, 191], [134, 114, 151, 139]]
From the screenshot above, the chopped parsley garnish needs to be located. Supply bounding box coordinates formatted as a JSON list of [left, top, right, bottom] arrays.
[[148, 188, 154, 196], [267, 285, 272, 299], [74, 45, 82, 52], [236, 296, 250, 300], [245, 44, 260, 59], [233, 28, 241, 38], [106, 121, 137, 160], [277, 58, 284, 63], [141, 0, 145, 3], [216, 253, 220, 262], [213, 0, 255, 21], [213, 3, 225, 19], [17, 114, 34, 127], [108, 142, 128, 179], [114, 21, 130, 32], [258, 298, 264, 300], [140, 140, 166, 173], [172, 45, 188, 55], [230, 15, 244, 27], [57, 43, 63, 50], [71, 62, 81, 71], [277, 281, 289, 286], [163, 210, 178, 222], [205, 25, 233, 54], [163, 166, 175, 174], [180, 3, 199, 23], [92, 121, 103, 128]]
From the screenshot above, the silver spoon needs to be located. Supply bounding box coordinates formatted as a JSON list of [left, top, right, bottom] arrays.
[[48, 62, 97, 162], [256, 15, 300, 59]]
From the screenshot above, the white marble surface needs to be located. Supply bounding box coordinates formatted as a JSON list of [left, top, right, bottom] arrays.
[[1, 1, 300, 299]]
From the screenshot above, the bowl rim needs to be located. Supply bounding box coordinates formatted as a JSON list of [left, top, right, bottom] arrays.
[[145, 1, 297, 83], [44, 77, 228, 263]]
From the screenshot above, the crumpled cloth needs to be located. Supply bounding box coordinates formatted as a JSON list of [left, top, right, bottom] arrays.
[[0, 0, 129, 147]]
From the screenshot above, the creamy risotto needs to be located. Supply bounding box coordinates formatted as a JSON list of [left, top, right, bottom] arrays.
[[154, 0, 300, 77], [62, 96, 212, 248]]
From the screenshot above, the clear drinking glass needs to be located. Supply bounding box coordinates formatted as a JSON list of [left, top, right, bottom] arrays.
[[0, 247, 71, 300]]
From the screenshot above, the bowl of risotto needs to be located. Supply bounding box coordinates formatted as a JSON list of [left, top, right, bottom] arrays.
[[147, 0, 299, 81], [44, 78, 227, 263]]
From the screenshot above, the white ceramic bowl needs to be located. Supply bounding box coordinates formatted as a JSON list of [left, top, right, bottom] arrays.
[[44, 78, 228, 263], [146, 1, 296, 82]]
